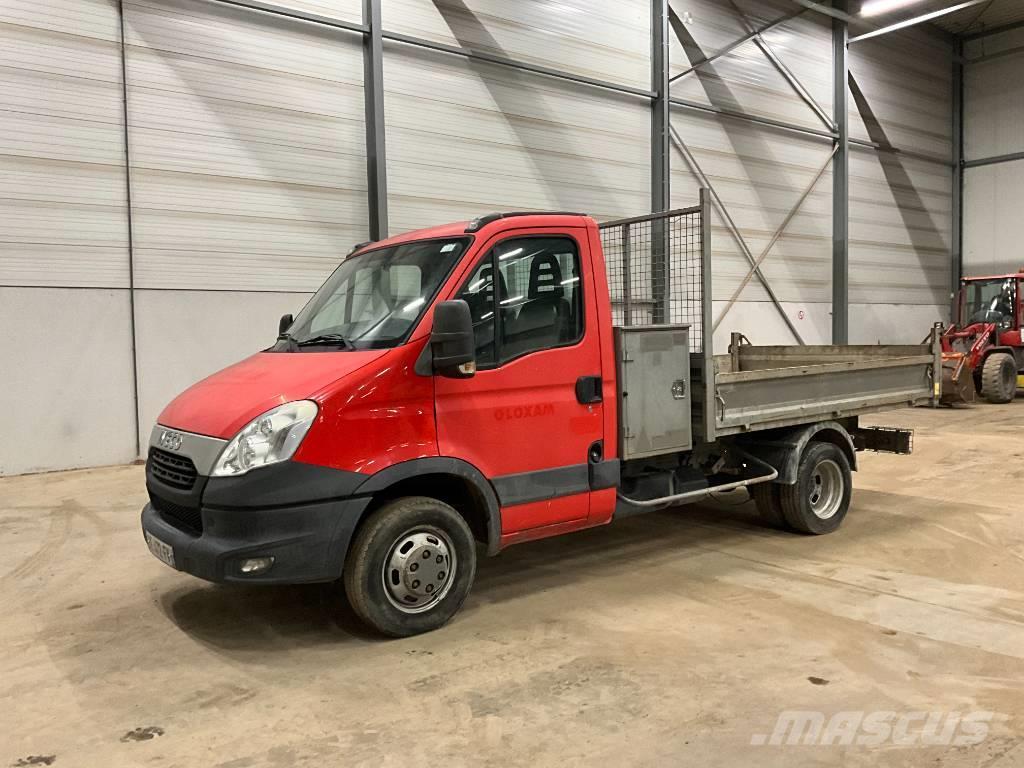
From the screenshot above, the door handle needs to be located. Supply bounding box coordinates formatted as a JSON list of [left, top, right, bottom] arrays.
[[575, 375, 602, 404]]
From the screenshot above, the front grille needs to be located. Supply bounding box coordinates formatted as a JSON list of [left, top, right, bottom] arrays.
[[150, 491, 203, 535], [149, 448, 198, 491]]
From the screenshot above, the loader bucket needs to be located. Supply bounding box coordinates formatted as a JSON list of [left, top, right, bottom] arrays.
[[940, 353, 975, 405]]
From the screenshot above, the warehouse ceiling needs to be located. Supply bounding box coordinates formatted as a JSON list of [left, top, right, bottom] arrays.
[[829, 0, 1024, 38], [925, 0, 1024, 35]]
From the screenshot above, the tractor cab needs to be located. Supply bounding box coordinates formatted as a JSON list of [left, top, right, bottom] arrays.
[[959, 274, 1022, 331]]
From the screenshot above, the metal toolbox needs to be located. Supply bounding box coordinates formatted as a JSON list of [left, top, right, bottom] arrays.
[[614, 325, 692, 461]]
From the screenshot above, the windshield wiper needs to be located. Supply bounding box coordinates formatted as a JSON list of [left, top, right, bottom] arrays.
[[295, 333, 355, 350], [275, 332, 298, 351]]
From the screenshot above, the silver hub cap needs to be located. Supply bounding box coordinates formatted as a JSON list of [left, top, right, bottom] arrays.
[[808, 459, 844, 519], [382, 528, 456, 614]]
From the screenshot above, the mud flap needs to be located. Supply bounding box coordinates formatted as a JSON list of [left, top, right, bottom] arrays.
[[853, 426, 913, 455]]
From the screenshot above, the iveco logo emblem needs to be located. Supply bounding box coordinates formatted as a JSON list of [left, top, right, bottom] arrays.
[[159, 430, 183, 452]]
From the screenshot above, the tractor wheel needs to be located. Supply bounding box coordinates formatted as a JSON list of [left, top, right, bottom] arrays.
[[981, 353, 1016, 404]]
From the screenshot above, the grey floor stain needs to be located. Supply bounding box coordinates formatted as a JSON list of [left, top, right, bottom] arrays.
[[120, 726, 164, 743]]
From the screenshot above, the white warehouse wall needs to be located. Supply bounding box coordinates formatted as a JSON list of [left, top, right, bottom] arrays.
[[1, 0, 956, 475], [669, 1, 835, 346], [0, 0, 137, 475], [847, 26, 953, 342], [962, 26, 1024, 276], [667, 1, 954, 346], [122, 0, 368, 450], [382, 0, 652, 230]]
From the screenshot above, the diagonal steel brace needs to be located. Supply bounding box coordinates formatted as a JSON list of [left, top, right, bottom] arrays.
[[669, 125, 805, 345], [713, 144, 837, 332]]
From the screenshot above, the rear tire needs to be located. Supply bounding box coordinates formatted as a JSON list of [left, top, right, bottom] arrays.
[[750, 483, 789, 529], [343, 496, 477, 637], [981, 352, 1016, 404], [778, 443, 852, 535]]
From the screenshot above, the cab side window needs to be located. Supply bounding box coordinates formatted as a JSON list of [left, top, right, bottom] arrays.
[[456, 236, 583, 367], [455, 257, 500, 367]]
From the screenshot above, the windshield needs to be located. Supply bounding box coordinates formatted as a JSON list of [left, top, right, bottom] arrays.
[[963, 278, 1017, 329], [277, 237, 469, 351]]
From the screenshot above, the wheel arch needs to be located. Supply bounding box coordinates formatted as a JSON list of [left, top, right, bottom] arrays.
[[354, 457, 502, 555], [979, 346, 1016, 366], [737, 420, 857, 486]]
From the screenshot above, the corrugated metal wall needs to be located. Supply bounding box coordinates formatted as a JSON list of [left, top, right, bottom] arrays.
[[669, 0, 836, 347], [963, 26, 1024, 275], [1, 0, 957, 474], [122, 0, 368, 449], [847, 27, 953, 343], [382, 0, 651, 232], [0, 0, 137, 475]]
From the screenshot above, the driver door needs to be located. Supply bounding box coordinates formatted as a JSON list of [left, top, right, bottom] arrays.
[[433, 228, 605, 537]]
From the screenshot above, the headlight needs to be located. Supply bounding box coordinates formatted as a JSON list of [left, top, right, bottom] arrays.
[[212, 401, 318, 477]]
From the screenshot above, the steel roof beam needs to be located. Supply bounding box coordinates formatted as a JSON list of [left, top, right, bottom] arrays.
[[849, 0, 991, 43], [961, 18, 1024, 41]]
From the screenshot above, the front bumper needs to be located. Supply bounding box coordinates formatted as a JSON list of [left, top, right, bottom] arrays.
[[141, 496, 371, 584], [141, 452, 372, 584]]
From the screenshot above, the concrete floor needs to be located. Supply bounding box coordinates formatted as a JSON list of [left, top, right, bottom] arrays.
[[3, 404, 1024, 767]]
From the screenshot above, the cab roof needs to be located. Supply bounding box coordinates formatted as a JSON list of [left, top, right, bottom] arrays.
[[349, 211, 595, 256], [962, 270, 1024, 282]]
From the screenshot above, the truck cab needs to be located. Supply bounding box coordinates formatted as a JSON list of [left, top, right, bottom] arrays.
[[142, 204, 937, 637]]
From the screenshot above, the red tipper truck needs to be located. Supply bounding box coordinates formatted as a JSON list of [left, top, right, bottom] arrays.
[[142, 193, 941, 636]]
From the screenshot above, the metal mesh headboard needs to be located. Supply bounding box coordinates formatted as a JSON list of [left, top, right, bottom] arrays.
[[598, 194, 710, 354]]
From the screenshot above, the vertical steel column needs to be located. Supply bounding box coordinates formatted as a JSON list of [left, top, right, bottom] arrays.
[[118, 0, 142, 458], [699, 187, 716, 442], [363, 0, 388, 240], [622, 224, 633, 326], [651, 0, 670, 212], [651, 0, 671, 323], [951, 38, 964, 319], [832, 1, 849, 344]]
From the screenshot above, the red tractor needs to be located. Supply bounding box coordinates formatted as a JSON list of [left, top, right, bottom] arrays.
[[941, 270, 1024, 405]]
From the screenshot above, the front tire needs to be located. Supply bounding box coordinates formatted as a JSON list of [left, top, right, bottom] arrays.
[[343, 496, 477, 637], [778, 442, 852, 535], [981, 352, 1016, 404]]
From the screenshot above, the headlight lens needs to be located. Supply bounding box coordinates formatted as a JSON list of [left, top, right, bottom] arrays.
[[212, 400, 318, 476]]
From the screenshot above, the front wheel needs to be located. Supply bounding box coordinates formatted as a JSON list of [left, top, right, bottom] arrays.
[[343, 496, 477, 637], [981, 352, 1017, 404], [778, 442, 852, 534]]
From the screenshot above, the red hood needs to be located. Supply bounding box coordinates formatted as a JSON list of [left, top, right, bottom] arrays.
[[158, 350, 388, 439]]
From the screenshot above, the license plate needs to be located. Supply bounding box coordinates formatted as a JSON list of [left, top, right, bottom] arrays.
[[145, 532, 176, 569]]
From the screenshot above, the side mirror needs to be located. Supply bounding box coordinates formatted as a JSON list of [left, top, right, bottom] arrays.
[[279, 314, 294, 336], [431, 300, 476, 377]]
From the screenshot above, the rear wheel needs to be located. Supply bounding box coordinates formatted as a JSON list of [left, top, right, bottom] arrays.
[[778, 442, 852, 535], [750, 483, 789, 529], [981, 352, 1016, 404], [343, 496, 477, 637]]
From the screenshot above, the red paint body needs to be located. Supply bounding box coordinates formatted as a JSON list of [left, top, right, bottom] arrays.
[[157, 214, 619, 550]]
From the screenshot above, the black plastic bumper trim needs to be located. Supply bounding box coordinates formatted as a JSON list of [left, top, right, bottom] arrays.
[[141, 496, 371, 584], [589, 458, 620, 491]]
